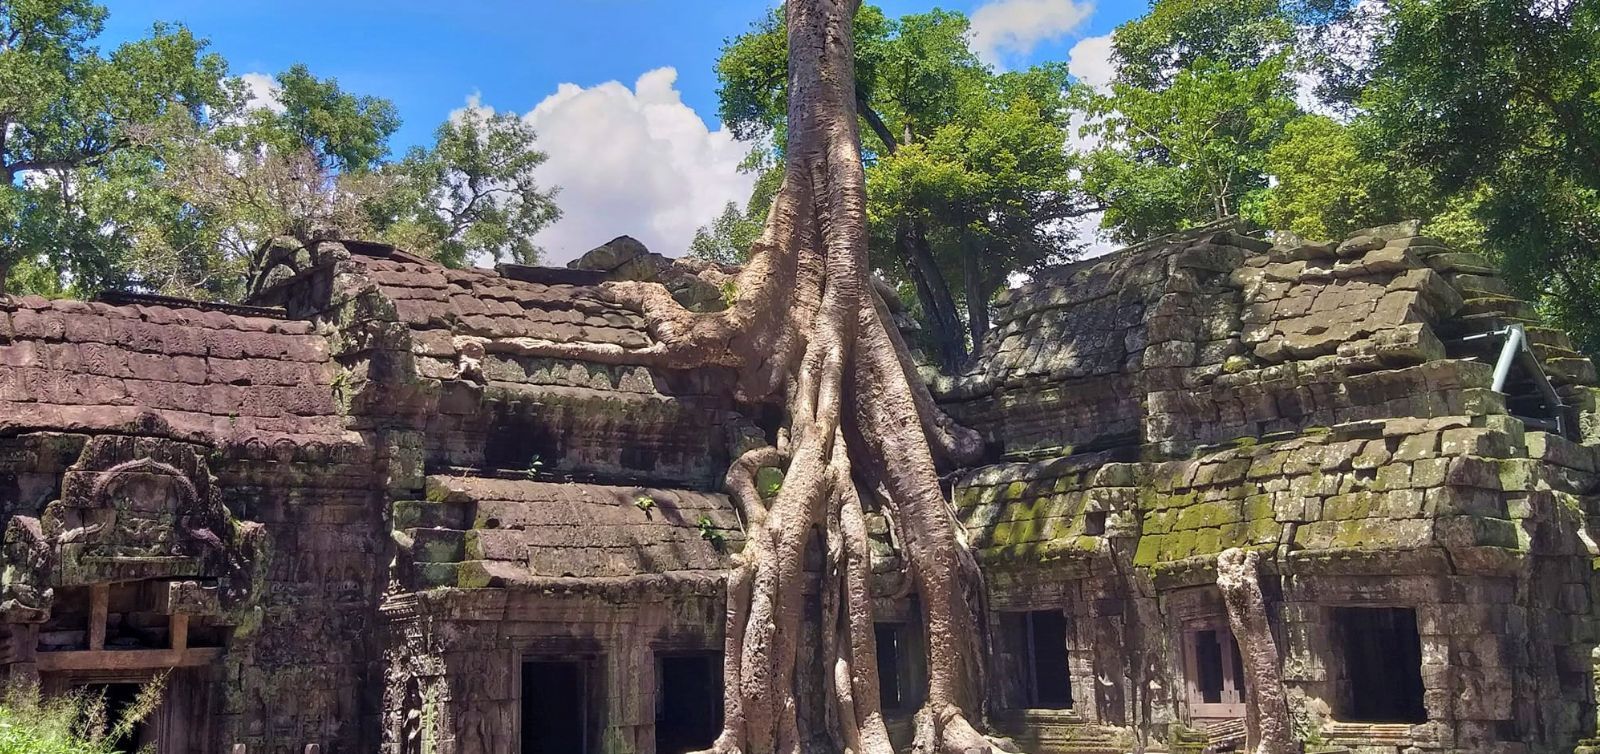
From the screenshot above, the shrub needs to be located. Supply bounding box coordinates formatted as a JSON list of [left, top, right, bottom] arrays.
[[0, 676, 165, 754]]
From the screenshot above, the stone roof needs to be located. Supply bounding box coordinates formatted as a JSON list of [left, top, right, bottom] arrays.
[[393, 474, 742, 587], [0, 294, 351, 446], [347, 255, 656, 382], [938, 222, 1600, 457]]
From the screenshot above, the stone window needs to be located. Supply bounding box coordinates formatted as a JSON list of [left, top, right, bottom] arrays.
[[1332, 607, 1426, 723], [999, 610, 1073, 709], [520, 659, 595, 753], [1183, 621, 1246, 719], [1084, 511, 1107, 536], [874, 623, 926, 714], [656, 653, 722, 754]]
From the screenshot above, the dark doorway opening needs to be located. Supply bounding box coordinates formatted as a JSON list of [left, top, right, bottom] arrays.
[[521, 660, 588, 753], [876, 624, 905, 712], [656, 654, 722, 754], [1333, 607, 1426, 723], [1000, 610, 1073, 709], [1182, 623, 1246, 718]]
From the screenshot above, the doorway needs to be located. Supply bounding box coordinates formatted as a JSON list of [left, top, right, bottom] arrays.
[[655, 654, 722, 754], [521, 660, 589, 753]]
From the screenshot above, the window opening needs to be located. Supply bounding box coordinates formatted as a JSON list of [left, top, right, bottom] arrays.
[[1184, 623, 1246, 719]]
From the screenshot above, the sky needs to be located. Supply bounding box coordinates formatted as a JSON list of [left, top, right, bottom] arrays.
[[99, 0, 1145, 264]]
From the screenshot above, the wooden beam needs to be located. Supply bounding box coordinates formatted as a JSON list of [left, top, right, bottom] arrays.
[[87, 584, 108, 651], [35, 647, 223, 673], [169, 613, 189, 652]]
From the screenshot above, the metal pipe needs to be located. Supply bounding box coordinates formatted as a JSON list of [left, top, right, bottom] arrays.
[[1491, 324, 1524, 392]]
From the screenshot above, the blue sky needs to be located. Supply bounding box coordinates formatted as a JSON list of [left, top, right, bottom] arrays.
[[99, 0, 1143, 262]]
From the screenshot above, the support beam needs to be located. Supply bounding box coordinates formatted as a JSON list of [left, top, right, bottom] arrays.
[[87, 584, 108, 651], [35, 646, 223, 673]]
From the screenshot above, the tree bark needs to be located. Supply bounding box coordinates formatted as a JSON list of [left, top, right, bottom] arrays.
[[501, 1, 1007, 751], [1216, 548, 1297, 754], [901, 223, 968, 371]]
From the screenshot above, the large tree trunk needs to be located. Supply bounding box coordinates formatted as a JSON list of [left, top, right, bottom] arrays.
[[900, 222, 968, 372], [1216, 549, 1296, 754], [510, 1, 1006, 751]]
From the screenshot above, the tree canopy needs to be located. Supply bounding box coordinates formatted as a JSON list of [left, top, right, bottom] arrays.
[[709, 3, 1095, 368], [1, 0, 561, 301]]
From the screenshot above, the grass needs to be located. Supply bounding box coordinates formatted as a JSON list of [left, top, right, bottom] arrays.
[[0, 676, 165, 754]]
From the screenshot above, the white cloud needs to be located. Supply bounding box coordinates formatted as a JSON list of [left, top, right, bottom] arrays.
[[505, 67, 758, 265], [239, 72, 285, 114], [1067, 34, 1116, 90], [969, 0, 1095, 67]]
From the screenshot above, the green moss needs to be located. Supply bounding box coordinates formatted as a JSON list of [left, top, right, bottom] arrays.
[[1133, 535, 1164, 566], [1324, 492, 1378, 520], [1247, 516, 1283, 544], [1175, 501, 1242, 530]]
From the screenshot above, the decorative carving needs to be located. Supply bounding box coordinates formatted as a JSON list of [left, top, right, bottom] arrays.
[[2, 437, 261, 613]]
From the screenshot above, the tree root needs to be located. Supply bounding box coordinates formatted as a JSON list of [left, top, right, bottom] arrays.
[[1217, 548, 1297, 754], [666, 1, 1014, 752]]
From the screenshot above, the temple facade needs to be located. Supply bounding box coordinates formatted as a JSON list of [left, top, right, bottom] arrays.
[[2, 222, 1597, 754]]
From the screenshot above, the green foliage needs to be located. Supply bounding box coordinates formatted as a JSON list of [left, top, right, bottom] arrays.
[[1262, 115, 1417, 240], [0, 678, 166, 754], [384, 108, 561, 268], [689, 202, 762, 266], [634, 495, 656, 512], [713, 4, 1093, 352], [1, 0, 232, 295], [2, 1, 560, 300], [696, 515, 726, 546], [1084, 55, 1299, 241], [1358, 0, 1600, 354], [246, 64, 400, 172], [1111, 0, 1296, 90]]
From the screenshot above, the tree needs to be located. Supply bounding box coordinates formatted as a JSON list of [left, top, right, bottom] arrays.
[[516, 1, 1003, 751], [382, 108, 561, 268], [869, 66, 1084, 340], [142, 114, 394, 301], [1083, 54, 1299, 242], [714, 4, 1094, 368], [689, 162, 782, 267], [241, 63, 400, 173], [1110, 0, 1297, 90], [1357, 0, 1600, 354], [109, 64, 405, 300], [1, 0, 231, 294]]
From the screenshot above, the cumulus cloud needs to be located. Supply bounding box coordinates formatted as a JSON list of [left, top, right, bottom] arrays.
[[1068, 34, 1116, 90], [238, 72, 285, 114], [969, 0, 1095, 67], [513, 67, 758, 265]]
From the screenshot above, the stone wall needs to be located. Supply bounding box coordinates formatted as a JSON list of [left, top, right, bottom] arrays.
[[0, 294, 388, 753], [947, 223, 1600, 754], [4, 225, 1599, 754]]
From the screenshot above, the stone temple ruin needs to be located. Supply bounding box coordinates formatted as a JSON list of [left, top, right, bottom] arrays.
[[2, 220, 1600, 754]]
